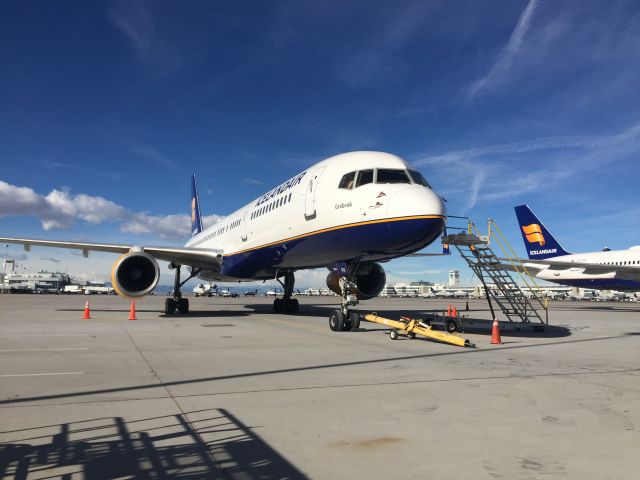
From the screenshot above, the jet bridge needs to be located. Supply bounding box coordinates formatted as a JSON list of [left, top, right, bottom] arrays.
[[443, 219, 547, 328]]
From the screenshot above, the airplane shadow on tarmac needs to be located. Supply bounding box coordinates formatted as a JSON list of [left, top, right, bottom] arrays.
[[59, 302, 572, 338], [0, 408, 307, 479], [236, 303, 573, 339]]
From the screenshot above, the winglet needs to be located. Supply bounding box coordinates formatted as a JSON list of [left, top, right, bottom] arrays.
[[191, 174, 203, 237], [514, 205, 570, 259]]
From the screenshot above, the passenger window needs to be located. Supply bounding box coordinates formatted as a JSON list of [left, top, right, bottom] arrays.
[[338, 171, 356, 189], [376, 169, 411, 184], [407, 169, 431, 188], [356, 169, 374, 187]]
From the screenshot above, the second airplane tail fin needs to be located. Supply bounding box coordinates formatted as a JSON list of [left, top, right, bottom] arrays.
[[191, 174, 203, 237], [514, 205, 570, 259]]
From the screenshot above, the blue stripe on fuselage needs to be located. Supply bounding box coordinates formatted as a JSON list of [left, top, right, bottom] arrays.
[[220, 216, 445, 279], [546, 278, 640, 291]]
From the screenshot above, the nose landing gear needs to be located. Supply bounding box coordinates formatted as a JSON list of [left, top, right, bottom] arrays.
[[328, 263, 360, 331]]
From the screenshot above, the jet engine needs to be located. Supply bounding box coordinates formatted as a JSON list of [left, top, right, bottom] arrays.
[[111, 252, 160, 297], [326, 262, 386, 300]]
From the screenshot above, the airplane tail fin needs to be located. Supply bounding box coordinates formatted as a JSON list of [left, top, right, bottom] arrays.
[[514, 205, 570, 259], [191, 174, 203, 237]]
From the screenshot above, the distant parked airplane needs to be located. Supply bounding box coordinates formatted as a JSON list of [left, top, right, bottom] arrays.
[[510, 205, 640, 291], [0, 151, 446, 329]]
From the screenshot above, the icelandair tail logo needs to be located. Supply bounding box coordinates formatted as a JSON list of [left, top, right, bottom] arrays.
[[522, 224, 546, 246], [522, 223, 557, 256], [191, 198, 197, 224]]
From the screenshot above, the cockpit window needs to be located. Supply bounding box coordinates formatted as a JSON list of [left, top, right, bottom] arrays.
[[338, 171, 356, 189], [408, 169, 431, 188], [376, 169, 411, 184], [355, 169, 374, 187]]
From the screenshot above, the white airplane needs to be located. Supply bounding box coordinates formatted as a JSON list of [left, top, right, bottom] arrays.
[[509, 205, 640, 291], [193, 283, 217, 297], [0, 151, 446, 330]]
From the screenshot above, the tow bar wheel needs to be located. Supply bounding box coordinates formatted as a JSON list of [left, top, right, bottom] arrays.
[[329, 309, 344, 331], [389, 330, 399, 340], [445, 318, 458, 333]]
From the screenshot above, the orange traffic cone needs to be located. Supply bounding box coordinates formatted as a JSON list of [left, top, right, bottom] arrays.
[[83, 301, 91, 320], [129, 300, 137, 321], [447, 304, 451, 316], [452, 306, 458, 318], [490, 318, 502, 344]]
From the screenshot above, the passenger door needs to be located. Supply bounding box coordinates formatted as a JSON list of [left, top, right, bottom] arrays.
[[241, 209, 249, 242], [304, 166, 326, 220]]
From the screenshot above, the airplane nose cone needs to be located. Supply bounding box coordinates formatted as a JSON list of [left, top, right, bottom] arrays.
[[383, 186, 446, 252], [386, 186, 446, 220]]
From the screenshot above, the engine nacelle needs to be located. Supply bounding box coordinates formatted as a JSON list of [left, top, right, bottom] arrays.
[[326, 262, 386, 300], [111, 252, 160, 298]]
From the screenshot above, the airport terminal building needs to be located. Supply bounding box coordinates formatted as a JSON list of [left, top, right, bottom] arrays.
[[1, 271, 71, 294]]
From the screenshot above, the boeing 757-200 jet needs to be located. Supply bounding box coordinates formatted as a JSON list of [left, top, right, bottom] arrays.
[[1, 151, 447, 329]]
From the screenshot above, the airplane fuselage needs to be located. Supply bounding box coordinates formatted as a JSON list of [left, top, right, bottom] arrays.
[[186, 152, 446, 281], [527, 249, 640, 291]]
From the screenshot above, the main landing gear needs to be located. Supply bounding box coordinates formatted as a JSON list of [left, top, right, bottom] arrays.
[[164, 263, 200, 315], [273, 272, 299, 314], [328, 265, 360, 332]]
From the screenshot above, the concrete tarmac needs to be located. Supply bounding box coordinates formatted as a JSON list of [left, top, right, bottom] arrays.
[[0, 294, 638, 479]]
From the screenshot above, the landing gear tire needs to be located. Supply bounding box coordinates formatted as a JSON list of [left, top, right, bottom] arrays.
[[349, 312, 360, 331], [389, 330, 399, 340], [273, 298, 283, 313], [177, 298, 189, 314], [164, 298, 176, 315], [288, 298, 299, 314], [445, 318, 458, 333], [329, 309, 345, 332], [275, 298, 299, 314]]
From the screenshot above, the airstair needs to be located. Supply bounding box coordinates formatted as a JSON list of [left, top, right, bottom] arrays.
[[443, 219, 547, 326]]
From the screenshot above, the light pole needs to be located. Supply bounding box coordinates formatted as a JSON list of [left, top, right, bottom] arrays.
[[2, 245, 7, 294]]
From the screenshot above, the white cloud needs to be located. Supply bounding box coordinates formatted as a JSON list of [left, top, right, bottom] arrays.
[[0, 181, 224, 241], [413, 121, 640, 211], [468, 0, 539, 99], [109, 0, 177, 71], [130, 143, 177, 168], [0, 182, 126, 231], [121, 213, 223, 240]]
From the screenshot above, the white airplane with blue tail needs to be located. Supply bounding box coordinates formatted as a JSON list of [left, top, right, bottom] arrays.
[[1, 151, 446, 330], [511, 205, 640, 292]]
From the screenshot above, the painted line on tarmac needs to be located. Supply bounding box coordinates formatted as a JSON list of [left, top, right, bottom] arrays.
[[0, 348, 89, 353], [0, 372, 84, 378], [9, 334, 91, 337]]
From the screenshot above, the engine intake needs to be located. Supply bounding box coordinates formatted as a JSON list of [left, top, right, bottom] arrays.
[[111, 252, 160, 298], [326, 262, 386, 300]]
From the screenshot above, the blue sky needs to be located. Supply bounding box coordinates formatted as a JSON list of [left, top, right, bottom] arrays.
[[1, 0, 640, 287]]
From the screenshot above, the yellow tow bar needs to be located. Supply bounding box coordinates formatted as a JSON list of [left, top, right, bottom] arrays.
[[364, 314, 475, 348]]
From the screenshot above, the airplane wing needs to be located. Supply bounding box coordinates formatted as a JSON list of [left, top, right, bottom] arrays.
[[496, 257, 640, 281], [0, 237, 223, 270]]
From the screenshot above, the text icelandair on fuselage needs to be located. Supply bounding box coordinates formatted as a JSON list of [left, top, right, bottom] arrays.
[[255, 172, 307, 207], [530, 248, 557, 256]]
